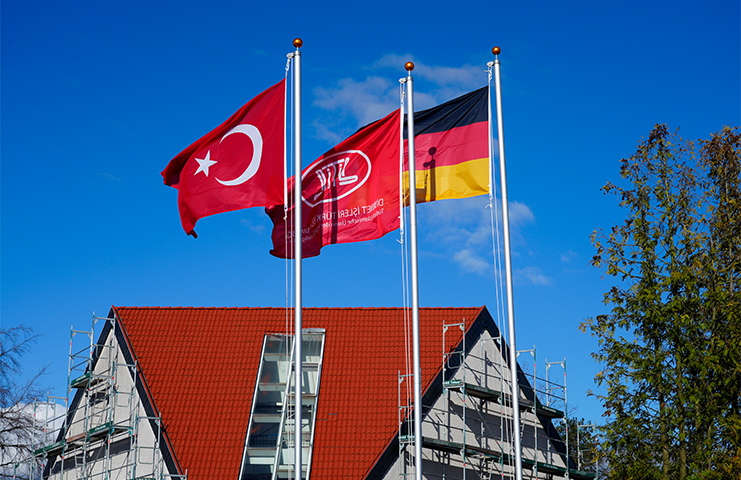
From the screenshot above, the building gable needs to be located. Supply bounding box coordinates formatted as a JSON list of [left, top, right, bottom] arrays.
[[370, 308, 578, 480], [36, 306, 583, 480], [111, 307, 484, 479], [41, 315, 181, 479]]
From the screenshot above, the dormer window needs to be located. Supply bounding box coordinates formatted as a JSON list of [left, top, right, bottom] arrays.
[[239, 330, 325, 480]]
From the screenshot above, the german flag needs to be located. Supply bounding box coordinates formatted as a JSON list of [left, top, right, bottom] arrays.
[[405, 86, 489, 203]]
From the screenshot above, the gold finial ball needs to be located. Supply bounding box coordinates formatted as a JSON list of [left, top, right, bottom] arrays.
[[492, 46, 501, 56], [405, 61, 415, 72], [293, 38, 303, 48]]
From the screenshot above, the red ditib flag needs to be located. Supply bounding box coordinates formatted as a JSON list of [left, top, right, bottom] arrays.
[[267, 109, 402, 258], [162, 79, 286, 236]]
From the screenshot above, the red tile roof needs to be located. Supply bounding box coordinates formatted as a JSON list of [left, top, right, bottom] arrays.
[[112, 306, 486, 480]]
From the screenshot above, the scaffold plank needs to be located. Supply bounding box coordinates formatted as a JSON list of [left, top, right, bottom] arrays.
[[70, 372, 107, 389], [535, 399, 565, 418], [448, 383, 502, 402], [421, 436, 462, 454], [537, 461, 567, 476], [33, 440, 64, 457], [569, 468, 597, 479], [87, 421, 113, 441], [463, 444, 502, 460]]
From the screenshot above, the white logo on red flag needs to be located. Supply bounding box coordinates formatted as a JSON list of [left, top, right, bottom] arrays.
[[215, 124, 263, 186], [301, 150, 371, 208], [266, 108, 401, 258]]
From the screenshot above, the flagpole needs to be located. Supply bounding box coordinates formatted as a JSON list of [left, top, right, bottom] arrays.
[[292, 37, 303, 480], [490, 46, 523, 480], [404, 61, 424, 480]]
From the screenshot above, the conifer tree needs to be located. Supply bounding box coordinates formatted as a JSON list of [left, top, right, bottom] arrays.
[[584, 125, 740, 479]]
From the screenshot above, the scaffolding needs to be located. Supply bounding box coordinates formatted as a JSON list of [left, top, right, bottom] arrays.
[[30, 315, 186, 480], [398, 320, 596, 480], [397, 371, 415, 480], [8, 394, 66, 480]]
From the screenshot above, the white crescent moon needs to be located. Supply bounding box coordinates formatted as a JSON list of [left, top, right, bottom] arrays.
[[215, 124, 263, 186]]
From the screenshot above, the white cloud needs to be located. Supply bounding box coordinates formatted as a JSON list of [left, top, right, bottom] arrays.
[[97, 172, 122, 181], [417, 196, 540, 278], [415, 64, 484, 92], [453, 249, 491, 275], [0, 402, 65, 477], [313, 76, 398, 126], [515, 266, 551, 286], [371, 55, 484, 110], [371, 54, 415, 70], [561, 250, 578, 263], [424, 197, 533, 228], [422, 196, 488, 225], [311, 76, 399, 143], [240, 218, 266, 235], [373, 54, 484, 90], [311, 55, 490, 142], [311, 121, 345, 146], [508, 201, 534, 226], [419, 197, 491, 254]]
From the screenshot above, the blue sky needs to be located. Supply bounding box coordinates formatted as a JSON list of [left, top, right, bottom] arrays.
[[2, 0, 739, 427]]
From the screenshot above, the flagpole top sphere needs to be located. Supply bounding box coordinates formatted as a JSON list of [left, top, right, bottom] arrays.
[[293, 38, 303, 48], [405, 62, 414, 72], [492, 46, 501, 56]]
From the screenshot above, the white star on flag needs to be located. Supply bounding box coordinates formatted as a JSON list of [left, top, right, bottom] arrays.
[[194, 151, 217, 176]]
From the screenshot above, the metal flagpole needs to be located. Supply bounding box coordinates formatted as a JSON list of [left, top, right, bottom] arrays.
[[292, 37, 303, 480], [489, 46, 523, 480], [404, 61, 423, 480]]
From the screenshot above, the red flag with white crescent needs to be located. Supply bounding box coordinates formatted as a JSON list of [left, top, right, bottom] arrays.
[[267, 109, 401, 258], [162, 79, 285, 236]]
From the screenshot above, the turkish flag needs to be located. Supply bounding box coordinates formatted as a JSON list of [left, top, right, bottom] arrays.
[[162, 79, 286, 236], [267, 109, 401, 258]]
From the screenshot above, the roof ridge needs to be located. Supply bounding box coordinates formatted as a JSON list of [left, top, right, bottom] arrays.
[[112, 305, 485, 310]]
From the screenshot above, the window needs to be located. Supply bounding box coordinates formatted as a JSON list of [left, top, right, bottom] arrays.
[[240, 330, 325, 480]]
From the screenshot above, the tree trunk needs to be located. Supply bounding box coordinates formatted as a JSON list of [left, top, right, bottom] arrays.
[[660, 392, 669, 480]]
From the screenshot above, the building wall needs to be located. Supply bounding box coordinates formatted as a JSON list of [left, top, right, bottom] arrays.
[[382, 329, 568, 480], [43, 322, 175, 480]]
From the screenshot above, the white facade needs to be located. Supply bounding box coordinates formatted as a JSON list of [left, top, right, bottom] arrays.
[[38, 318, 182, 480], [387, 322, 580, 480]]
